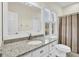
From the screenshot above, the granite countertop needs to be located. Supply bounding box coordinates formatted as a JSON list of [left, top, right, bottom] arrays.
[[3, 37, 57, 57]]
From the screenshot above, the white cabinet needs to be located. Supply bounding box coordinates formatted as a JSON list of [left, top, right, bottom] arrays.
[[48, 41, 58, 57], [49, 41, 58, 51], [49, 53, 56, 57], [32, 45, 49, 57], [32, 40, 58, 57], [21, 40, 58, 57], [49, 49, 56, 57], [41, 54, 49, 57]]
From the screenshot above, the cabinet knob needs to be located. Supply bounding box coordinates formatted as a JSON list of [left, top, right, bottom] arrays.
[[40, 50, 43, 53]]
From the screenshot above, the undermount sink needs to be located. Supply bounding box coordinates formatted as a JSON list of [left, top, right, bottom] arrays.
[[27, 40, 42, 45]]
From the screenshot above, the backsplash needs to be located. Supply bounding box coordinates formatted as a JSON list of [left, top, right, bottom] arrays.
[[4, 34, 44, 44]]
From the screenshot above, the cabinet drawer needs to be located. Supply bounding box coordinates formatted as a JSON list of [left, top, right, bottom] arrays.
[[21, 53, 32, 57], [49, 49, 56, 57], [49, 41, 58, 51], [40, 53, 49, 57], [49, 53, 56, 57], [32, 45, 49, 57]]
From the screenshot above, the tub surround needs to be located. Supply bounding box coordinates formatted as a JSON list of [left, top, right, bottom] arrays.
[[3, 36, 57, 57]]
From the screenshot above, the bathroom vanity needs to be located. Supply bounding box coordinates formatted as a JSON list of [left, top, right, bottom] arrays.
[[3, 36, 58, 57]]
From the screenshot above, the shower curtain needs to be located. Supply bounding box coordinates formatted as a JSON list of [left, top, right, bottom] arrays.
[[59, 14, 78, 53]]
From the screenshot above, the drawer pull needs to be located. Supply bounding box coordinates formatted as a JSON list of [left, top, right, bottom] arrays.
[[52, 45, 54, 47], [47, 55, 49, 57], [40, 50, 43, 53], [50, 53, 52, 55]]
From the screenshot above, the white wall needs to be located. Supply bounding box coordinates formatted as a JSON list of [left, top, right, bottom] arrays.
[[0, 2, 2, 47], [37, 2, 63, 16], [63, 3, 79, 15]]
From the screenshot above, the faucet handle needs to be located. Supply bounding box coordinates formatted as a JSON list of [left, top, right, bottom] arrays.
[[29, 33, 32, 36], [28, 33, 32, 40]]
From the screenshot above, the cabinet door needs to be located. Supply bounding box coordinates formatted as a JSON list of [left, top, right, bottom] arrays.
[[32, 45, 49, 57], [72, 14, 77, 53], [48, 41, 58, 57], [49, 41, 58, 51], [67, 15, 72, 48], [49, 53, 56, 57], [40, 53, 49, 57], [49, 49, 56, 57]]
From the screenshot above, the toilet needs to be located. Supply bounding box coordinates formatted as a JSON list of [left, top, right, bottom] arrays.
[[53, 44, 71, 57]]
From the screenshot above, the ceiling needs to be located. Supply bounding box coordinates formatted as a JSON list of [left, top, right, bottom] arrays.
[[37, 2, 78, 8], [20, 2, 78, 9], [54, 2, 77, 8]]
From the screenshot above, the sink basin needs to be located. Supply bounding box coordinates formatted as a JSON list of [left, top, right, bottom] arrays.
[[27, 40, 42, 45]]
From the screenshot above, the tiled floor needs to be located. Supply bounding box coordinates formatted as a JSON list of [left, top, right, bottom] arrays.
[[67, 52, 79, 57]]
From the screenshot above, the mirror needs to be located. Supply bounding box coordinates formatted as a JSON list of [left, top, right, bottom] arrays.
[[8, 2, 41, 34], [3, 2, 42, 40]]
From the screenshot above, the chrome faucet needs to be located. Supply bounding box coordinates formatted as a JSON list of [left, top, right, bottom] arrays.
[[28, 33, 32, 40]]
